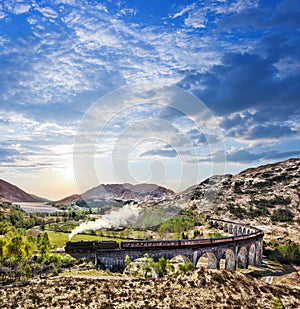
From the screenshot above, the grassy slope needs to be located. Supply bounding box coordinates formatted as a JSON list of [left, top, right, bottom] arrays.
[[48, 232, 123, 247]]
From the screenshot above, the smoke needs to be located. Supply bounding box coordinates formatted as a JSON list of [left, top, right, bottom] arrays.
[[68, 204, 142, 241]]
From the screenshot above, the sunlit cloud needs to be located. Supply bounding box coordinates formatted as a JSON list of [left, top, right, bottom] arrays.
[[0, 0, 299, 199]]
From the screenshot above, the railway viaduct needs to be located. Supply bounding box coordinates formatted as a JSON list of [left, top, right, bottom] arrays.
[[70, 219, 264, 272]]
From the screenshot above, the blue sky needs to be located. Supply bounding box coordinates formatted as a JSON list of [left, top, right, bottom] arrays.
[[0, 0, 299, 200]]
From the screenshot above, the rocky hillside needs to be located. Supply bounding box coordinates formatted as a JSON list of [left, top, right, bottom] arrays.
[[53, 194, 81, 205], [0, 179, 48, 203], [1, 268, 299, 308], [159, 158, 300, 225], [84, 183, 174, 201], [54, 183, 174, 206]]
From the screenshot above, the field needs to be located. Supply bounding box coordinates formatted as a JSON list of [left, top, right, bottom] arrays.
[[47, 232, 123, 247]]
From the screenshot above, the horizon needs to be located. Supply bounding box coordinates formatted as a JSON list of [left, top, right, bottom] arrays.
[[2, 156, 299, 201], [0, 1, 299, 200]]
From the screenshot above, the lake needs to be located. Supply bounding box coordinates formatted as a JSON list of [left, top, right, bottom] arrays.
[[18, 202, 62, 213]]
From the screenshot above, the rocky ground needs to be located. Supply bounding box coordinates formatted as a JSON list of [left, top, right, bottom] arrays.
[[1, 267, 300, 309]]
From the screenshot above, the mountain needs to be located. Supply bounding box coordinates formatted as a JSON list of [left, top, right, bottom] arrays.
[[159, 158, 300, 224], [53, 183, 174, 206], [83, 183, 174, 201], [0, 179, 48, 203], [53, 194, 81, 206]]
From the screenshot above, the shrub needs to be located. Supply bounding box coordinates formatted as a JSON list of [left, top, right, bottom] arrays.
[[125, 255, 131, 267], [271, 209, 294, 222], [208, 232, 223, 238], [267, 240, 300, 265], [227, 204, 244, 219], [178, 262, 194, 272], [272, 297, 283, 309], [24, 264, 32, 279]]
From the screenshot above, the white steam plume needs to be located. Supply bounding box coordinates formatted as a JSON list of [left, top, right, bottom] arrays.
[[68, 204, 142, 241]]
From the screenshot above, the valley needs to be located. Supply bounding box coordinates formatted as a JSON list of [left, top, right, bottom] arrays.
[[0, 158, 300, 308]]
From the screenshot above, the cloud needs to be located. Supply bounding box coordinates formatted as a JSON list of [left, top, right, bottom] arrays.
[[0, 0, 299, 188], [178, 48, 300, 125], [226, 149, 300, 163], [171, 4, 195, 19], [198, 148, 300, 164], [35, 6, 58, 19], [178, 52, 279, 114], [141, 148, 178, 158], [0, 144, 20, 163], [217, 0, 300, 31], [246, 124, 295, 140], [219, 110, 298, 142], [0, 117, 10, 125], [184, 10, 207, 29], [12, 3, 31, 15], [226, 149, 261, 163], [228, 149, 300, 163], [0, 109, 76, 173]]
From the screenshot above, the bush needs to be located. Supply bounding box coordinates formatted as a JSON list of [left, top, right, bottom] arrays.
[[178, 262, 194, 272], [61, 254, 76, 267], [227, 204, 244, 219], [208, 232, 223, 238], [272, 297, 284, 309], [271, 209, 294, 222], [248, 204, 269, 218], [267, 240, 300, 265], [24, 264, 32, 279]]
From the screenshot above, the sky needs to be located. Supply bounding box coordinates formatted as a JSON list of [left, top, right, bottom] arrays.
[[0, 0, 299, 200]]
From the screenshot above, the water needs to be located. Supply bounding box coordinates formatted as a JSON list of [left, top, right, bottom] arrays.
[[18, 202, 62, 213]]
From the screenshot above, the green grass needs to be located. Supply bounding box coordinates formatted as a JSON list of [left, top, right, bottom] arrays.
[[60, 269, 124, 277], [48, 231, 124, 247]]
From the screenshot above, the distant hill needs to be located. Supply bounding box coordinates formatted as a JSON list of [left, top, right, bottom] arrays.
[[0, 179, 48, 203], [157, 158, 300, 225], [53, 183, 174, 206], [53, 194, 81, 206]]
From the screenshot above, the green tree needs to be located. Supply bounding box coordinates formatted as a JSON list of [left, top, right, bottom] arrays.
[[38, 233, 50, 257], [158, 257, 167, 274], [125, 254, 131, 267], [152, 257, 169, 277], [0, 238, 7, 259], [141, 253, 154, 278], [24, 239, 34, 258], [6, 235, 23, 259], [24, 264, 32, 279], [174, 218, 184, 239]]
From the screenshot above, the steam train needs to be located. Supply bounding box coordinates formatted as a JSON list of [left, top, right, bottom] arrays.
[[65, 230, 263, 254]]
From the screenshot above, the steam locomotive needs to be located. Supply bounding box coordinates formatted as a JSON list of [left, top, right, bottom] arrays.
[[65, 229, 263, 254], [65, 240, 119, 253]]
